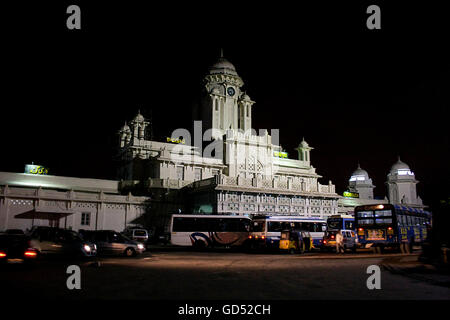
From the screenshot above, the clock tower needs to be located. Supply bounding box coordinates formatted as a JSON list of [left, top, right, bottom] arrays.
[[200, 53, 255, 140]]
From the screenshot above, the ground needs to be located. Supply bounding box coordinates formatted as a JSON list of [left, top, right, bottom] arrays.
[[2, 247, 449, 301]]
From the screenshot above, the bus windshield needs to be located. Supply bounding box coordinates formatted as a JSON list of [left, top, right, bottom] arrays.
[[327, 218, 342, 230], [252, 221, 265, 232]]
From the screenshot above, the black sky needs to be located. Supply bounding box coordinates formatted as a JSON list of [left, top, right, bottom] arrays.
[[2, 1, 449, 210]]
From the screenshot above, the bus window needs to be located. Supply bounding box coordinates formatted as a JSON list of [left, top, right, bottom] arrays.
[[357, 211, 373, 218], [375, 218, 392, 225], [344, 221, 354, 230], [358, 219, 374, 226], [374, 210, 392, 217], [173, 217, 194, 232], [268, 221, 282, 232], [406, 215, 412, 226]]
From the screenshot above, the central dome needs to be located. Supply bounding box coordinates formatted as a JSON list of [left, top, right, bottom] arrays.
[[208, 57, 238, 76]]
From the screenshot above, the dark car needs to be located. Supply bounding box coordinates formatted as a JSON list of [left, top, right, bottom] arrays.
[[0, 234, 39, 265], [79, 230, 145, 256], [29, 226, 96, 258], [5, 229, 25, 235]]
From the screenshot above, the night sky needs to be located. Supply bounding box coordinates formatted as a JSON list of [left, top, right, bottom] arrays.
[[2, 2, 449, 210]]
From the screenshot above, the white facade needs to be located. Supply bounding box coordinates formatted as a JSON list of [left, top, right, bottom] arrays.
[[0, 172, 148, 232], [117, 55, 339, 218]]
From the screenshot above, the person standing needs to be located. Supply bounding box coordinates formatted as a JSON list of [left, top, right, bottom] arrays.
[[336, 231, 345, 254]]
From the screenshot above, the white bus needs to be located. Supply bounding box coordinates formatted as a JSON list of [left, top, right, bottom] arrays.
[[250, 215, 327, 250], [169, 214, 251, 248]]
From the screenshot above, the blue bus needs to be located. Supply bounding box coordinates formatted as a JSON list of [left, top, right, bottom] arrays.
[[249, 215, 327, 250], [354, 204, 431, 253]]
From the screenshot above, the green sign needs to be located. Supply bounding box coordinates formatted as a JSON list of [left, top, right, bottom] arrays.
[[25, 164, 49, 175], [273, 151, 288, 159], [343, 191, 359, 198]]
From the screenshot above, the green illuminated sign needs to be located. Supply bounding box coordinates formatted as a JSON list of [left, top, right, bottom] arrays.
[[166, 137, 185, 144], [25, 164, 49, 175], [343, 191, 359, 198], [273, 151, 288, 158]]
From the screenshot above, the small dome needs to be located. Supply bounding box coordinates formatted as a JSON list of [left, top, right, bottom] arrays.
[[121, 122, 130, 132], [241, 93, 251, 101], [390, 157, 414, 176], [133, 111, 145, 122], [299, 138, 309, 148], [208, 57, 238, 76], [350, 164, 369, 182]]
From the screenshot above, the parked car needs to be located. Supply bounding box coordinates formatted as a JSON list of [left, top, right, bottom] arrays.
[[29, 226, 97, 258], [322, 229, 357, 252], [5, 229, 25, 235], [123, 228, 149, 246], [0, 233, 39, 265], [79, 230, 145, 257]]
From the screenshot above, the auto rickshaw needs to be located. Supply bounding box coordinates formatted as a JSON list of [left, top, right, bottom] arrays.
[[279, 230, 310, 254]]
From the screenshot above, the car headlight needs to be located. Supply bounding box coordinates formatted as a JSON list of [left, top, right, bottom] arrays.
[[137, 243, 144, 250], [93, 244, 97, 250], [83, 244, 91, 252]]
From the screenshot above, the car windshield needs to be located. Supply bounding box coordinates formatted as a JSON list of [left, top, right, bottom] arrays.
[[64, 230, 83, 241]]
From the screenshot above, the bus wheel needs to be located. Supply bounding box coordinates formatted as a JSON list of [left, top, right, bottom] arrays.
[[194, 240, 206, 250]]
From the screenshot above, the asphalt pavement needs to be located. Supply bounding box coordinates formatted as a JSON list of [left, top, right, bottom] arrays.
[[1, 248, 449, 300]]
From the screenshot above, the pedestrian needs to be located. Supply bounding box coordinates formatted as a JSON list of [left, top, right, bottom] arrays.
[[336, 231, 345, 254]]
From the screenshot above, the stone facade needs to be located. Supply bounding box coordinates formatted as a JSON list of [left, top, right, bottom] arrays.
[[117, 55, 339, 218]]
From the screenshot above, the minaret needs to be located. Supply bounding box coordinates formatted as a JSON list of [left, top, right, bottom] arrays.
[[118, 121, 131, 148], [129, 110, 149, 141], [296, 138, 313, 164], [386, 157, 423, 207]]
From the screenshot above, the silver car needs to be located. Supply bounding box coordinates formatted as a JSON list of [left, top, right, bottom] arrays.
[[80, 230, 144, 257]]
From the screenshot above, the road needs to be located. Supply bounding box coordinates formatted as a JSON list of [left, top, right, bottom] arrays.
[[1, 249, 449, 300]]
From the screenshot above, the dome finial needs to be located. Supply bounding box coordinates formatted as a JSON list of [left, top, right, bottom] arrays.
[[220, 48, 224, 58], [357, 162, 361, 169]]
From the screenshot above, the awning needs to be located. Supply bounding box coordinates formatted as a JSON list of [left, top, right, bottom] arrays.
[[15, 207, 75, 220]]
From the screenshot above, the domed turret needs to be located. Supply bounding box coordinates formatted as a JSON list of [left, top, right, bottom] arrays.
[[208, 57, 238, 76], [386, 156, 422, 206], [120, 122, 130, 133], [348, 163, 375, 199], [133, 110, 145, 123], [296, 138, 313, 163], [390, 157, 414, 176], [349, 164, 369, 182]]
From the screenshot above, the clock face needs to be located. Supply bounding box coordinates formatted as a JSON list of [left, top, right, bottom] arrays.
[[227, 87, 235, 96]]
